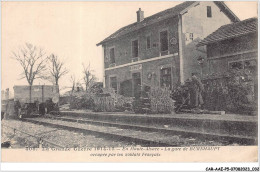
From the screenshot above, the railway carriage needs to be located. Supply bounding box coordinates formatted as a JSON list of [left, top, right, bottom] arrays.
[[2, 85, 59, 119]]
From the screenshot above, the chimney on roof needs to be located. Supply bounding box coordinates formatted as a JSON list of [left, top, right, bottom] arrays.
[[136, 8, 144, 22]]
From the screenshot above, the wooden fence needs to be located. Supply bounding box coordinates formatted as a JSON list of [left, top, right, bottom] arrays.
[[93, 96, 115, 112]]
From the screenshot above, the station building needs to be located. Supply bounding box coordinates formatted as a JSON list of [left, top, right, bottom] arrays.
[[97, 1, 239, 98], [197, 17, 257, 76]]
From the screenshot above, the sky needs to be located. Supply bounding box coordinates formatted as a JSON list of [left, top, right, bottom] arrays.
[[1, 1, 258, 94]]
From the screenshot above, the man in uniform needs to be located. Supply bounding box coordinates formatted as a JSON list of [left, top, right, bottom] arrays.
[[14, 100, 21, 116], [190, 73, 204, 109]]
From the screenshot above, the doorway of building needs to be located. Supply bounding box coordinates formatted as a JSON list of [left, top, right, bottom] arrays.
[[120, 79, 132, 97], [132, 72, 141, 98]]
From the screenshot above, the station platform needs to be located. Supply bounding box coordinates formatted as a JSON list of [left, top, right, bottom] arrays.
[[56, 110, 258, 143]]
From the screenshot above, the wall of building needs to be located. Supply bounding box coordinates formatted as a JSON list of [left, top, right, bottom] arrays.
[[13, 85, 59, 103], [181, 1, 232, 81], [207, 33, 257, 58], [1, 89, 9, 100], [102, 1, 237, 90], [103, 17, 179, 69], [207, 32, 258, 74], [105, 55, 178, 96]]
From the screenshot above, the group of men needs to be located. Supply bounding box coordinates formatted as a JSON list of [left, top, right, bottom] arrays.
[[177, 73, 204, 110], [13, 98, 58, 117]]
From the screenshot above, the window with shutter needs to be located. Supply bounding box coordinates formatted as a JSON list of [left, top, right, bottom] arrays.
[[160, 67, 172, 89], [110, 76, 117, 93], [109, 48, 115, 64], [132, 40, 139, 58], [146, 36, 151, 49], [160, 30, 168, 55], [207, 6, 212, 18]]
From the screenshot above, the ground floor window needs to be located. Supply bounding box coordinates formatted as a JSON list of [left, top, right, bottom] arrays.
[[244, 59, 257, 71], [132, 72, 141, 98], [120, 80, 132, 97], [160, 67, 172, 89], [110, 76, 117, 93], [229, 61, 243, 70], [229, 59, 257, 72]]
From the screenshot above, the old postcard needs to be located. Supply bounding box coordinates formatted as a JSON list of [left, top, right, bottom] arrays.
[[1, 1, 258, 165]]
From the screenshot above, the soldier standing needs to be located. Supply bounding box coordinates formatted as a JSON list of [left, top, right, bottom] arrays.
[[190, 73, 204, 109], [14, 100, 21, 116]]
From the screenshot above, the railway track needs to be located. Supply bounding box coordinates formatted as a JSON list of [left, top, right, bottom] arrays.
[[21, 114, 256, 146], [45, 115, 257, 145], [2, 124, 66, 148]]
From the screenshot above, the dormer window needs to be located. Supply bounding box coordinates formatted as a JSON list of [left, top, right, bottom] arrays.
[[207, 6, 212, 18], [132, 40, 139, 58]]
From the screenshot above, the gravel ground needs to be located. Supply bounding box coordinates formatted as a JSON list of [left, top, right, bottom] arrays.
[[2, 125, 39, 148], [1, 119, 137, 148]]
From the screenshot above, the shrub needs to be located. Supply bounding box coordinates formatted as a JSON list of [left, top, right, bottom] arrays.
[[202, 69, 257, 114], [132, 97, 151, 114], [148, 87, 175, 114], [93, 88, 134, 112], [92, 95, 115, 112], [69, 91, 95, 110], [171, 82, 192, 111], [69, 96, 86, 110], [225, 70, 256, 113]]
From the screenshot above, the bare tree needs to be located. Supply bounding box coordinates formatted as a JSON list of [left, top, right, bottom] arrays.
[[12, 43, 48, 86], [48, 54, 69, 87], [82, 63, 96, 92], [69, 75, 83, 94], [70, 75, 76, 94]]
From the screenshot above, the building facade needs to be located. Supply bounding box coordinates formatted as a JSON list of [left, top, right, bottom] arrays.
[[97, 1, 239, 97], [198, 17, 257, 76], [13, 85, 59, 103], [198, 17, 258, 102]]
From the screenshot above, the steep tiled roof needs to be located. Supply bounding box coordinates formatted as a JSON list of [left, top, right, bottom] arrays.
[[197, 17, 257, 46], [97, 1, 195, 46], [97, 1, 240, 46]]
